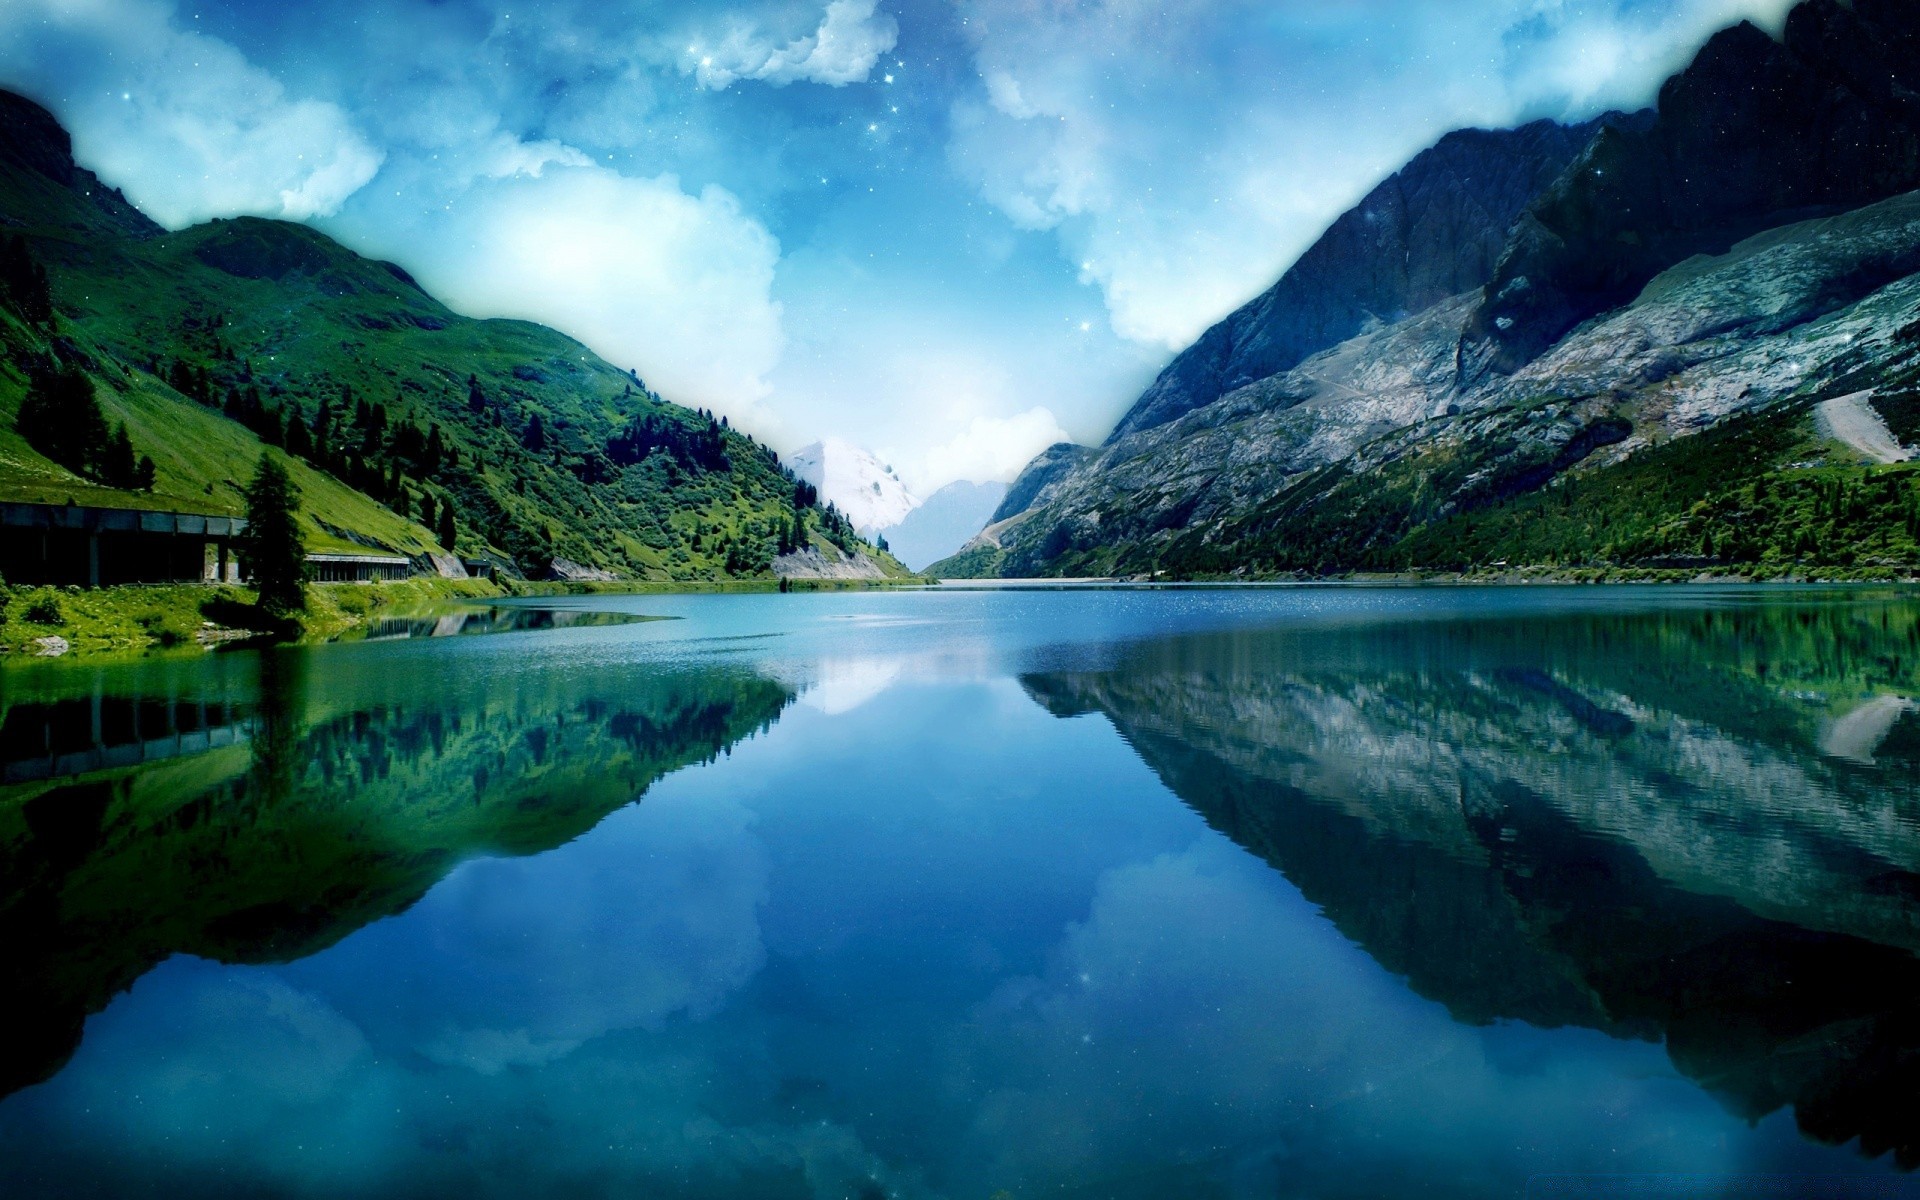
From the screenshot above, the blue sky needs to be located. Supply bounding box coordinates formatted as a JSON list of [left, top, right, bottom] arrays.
[[0, 0, 1794, 491]]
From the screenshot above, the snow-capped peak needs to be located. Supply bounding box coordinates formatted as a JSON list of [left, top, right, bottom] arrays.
[[789, 438, 921, 534]]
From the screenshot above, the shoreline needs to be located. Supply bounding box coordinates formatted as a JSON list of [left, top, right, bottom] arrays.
[[935, 567, 1920, 587], [0, 573, 932, 661], [6, 568, 1913, 663]]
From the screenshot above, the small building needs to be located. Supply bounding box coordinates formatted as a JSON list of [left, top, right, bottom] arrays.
[[461, 557, 498, 581], [306, 553, 412, 583], [0, 502, 245, 586]]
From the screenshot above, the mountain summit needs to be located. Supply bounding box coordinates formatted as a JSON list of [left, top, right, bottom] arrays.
[[790, 438, 920, 534]]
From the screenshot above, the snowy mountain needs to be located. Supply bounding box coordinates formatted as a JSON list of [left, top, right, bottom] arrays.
[[788, 438, 921, 534]]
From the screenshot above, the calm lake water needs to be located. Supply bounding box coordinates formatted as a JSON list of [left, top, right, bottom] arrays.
[[3, 584, 1920, 1199]]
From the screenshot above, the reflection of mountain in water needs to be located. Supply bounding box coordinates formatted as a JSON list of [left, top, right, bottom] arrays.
[[343, 606, 656, 643], [1023, 602, 1920, 1167], [0, 649, 794, 1099]]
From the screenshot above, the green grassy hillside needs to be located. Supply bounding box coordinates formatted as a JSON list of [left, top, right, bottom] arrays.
[[0, 90, 908, 582]]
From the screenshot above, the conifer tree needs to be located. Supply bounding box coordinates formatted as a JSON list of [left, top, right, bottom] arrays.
[[16, 361, 110, 480], [239, 455, 307, 616], [103, 423, 137, 488]]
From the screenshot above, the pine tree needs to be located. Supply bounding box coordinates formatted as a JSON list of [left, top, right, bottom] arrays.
[[16, 361, 110, 480], [285, 412, 314, 460], [104, 423, 137, 488], [0, 234, 53, 326], [239, 455, 307, 616], [438, 504, 457, 552]]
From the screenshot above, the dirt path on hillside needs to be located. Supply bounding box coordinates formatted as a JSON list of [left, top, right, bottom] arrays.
[[1817, 390, 1913, 464]]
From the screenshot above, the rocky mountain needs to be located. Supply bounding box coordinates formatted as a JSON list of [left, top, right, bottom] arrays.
[[0, 90, 908, 583], [879, 479, 1008, 570], [1469, 0, 1920, 376], [789, 437, 920, 534], [939, 0, 1920, 581], [1109, 116, 1627, 442]]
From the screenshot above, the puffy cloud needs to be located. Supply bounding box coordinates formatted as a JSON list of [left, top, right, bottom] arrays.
[[0, 0, 381, 228], [914, 407, 1071, 492], [950, 0, 1798, 350], [398, 164, 787, 426], [686, 0, 899, 90]]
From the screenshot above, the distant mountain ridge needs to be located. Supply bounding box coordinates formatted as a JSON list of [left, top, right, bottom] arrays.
[[938, 0, 1920, 582], [881, 479, 1008, 570]]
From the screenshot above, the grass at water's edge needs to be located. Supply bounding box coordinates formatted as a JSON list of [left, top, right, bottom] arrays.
[[0, 573, 934, 660]]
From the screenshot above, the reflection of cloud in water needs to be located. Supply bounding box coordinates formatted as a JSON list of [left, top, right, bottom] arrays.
[[21, 961, 407, 1189], [17, 958, 915, 1198], [308, 793, 772, 1075], [948, 839, 1747, 1195], [800, 657, 905, 716]]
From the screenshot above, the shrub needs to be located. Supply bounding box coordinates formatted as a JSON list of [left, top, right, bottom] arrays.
[[135, 609, 192, 648], [23, 592, 64, 626]]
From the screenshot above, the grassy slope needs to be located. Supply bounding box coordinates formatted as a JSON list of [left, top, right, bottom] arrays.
[[1386, 405, 1920, 575], [0, 100, 911, 581], [0, 311, 443, 557]]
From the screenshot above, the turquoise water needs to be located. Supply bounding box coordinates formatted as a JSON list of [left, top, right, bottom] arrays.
[[2, 585, 1919, 1198]]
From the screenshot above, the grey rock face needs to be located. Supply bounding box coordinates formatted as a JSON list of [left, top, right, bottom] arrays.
[[1107, 116, 1626, 443], [772, 545, 888, 580], [989, 442, 1094, 524], [992, 187, 1920, 574], [1469, 0, 1920, 375]]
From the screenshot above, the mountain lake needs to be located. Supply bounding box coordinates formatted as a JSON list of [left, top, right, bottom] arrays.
[[2, 584, 1918, 1199]]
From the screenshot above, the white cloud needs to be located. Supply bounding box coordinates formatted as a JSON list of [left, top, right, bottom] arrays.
[[473, 132, 594, 181], [410, 164, 787, 429], [914, 407, 1071, 492], [950, 0, 1798, 350], [0, 0, 381, 228], [688, 0, 899, 90]]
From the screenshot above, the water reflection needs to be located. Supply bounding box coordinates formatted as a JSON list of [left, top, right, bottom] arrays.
[[341, 605, 655, 643], [0, 644, 793, 1098], [1023, 601, 1920, 1167], [3, 591, 1920, 1196]]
